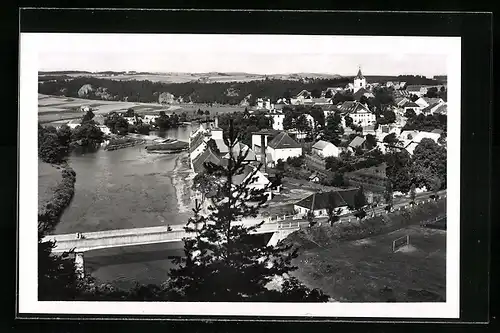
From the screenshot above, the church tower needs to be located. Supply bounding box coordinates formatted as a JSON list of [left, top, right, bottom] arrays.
[[353, 66, 367, 93]]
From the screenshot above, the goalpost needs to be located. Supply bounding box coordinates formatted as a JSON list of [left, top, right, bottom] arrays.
[[392, 235, 410, 252]]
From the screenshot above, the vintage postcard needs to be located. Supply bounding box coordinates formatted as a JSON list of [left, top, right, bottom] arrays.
[[19, 32, 461, 318]]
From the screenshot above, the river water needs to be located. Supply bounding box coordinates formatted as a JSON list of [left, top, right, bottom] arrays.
[[54, 125, 198, 290]]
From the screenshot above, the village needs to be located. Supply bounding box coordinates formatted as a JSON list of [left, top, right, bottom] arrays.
[[186, 68, 448, 225]]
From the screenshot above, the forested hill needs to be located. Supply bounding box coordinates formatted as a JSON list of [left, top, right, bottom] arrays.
[[38, 75, 444, 105], [38, 77, 351, 104]]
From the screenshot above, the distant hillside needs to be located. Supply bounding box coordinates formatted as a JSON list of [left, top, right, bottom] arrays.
[[38, 71, 344, 83]]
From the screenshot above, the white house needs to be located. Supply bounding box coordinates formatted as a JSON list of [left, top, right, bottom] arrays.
[[123, 116, 136, 125], [311, 140, 340, 158], [251, 129, 280, 156], [66, 119, 81, 129], [293, 189, 359, 218], [97, 125, 111, 135], [338, 101, 376, 127], [401, 101, 421, 115], [422, 101, 447, 115], [269, 113, 285, 131], [353, 67, 367, 93], [257, 98, 273, 110], [189, 131, 209, 161], [266, 132, 302, 165], [405, 85, 429, 97], [290, 90, 312, 105], [142, 115, 159, 125], [403, 131, 442, 155], [415, 97, 444, 110], [233, 165, 272, 200]]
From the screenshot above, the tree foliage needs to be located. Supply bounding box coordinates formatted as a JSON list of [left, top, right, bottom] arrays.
[[365, 134, 377, 150], [384, 150, 412, 193], [104, 112, 129, 135], [378, 110, 396, 125], [218, 111, 272, 146], [322, 113, 344, 145], [38, 125, 70, 164], [409, 138, 447, 190], [402, 113, 447, 132], [71, 122, 105, 147]]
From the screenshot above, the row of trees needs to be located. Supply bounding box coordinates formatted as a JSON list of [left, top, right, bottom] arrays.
[[104, 109, 185, 135], [402, 113, 447, 132], [40, 121, 330, 302]]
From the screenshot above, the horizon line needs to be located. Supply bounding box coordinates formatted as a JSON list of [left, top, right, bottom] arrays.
[[38, 69, 447, 78]]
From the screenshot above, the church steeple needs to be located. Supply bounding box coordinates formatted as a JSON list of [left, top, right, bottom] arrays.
[[355, 66, 364, 79]]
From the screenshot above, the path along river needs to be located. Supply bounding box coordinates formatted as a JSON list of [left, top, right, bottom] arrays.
[[53, 126, 198, 289]]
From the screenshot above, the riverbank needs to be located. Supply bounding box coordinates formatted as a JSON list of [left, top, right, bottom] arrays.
[[169, 152, 195, 215], [38, 162, 76, 235], [283, 199, 447, 302]]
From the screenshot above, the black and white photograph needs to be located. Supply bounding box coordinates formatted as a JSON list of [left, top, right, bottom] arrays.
[[19, 31, 462, 318]]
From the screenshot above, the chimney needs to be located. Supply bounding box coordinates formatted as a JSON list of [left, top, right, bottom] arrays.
[[260, 134, 267, 172]]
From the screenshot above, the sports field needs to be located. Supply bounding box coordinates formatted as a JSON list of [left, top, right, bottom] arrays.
[[292, 224, 446, 302]]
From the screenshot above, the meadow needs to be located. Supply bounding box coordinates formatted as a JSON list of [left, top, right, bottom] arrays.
[[292, 224, 446, 302]]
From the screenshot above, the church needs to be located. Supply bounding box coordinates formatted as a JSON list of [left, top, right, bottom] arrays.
[[353, 67, 367, 93]]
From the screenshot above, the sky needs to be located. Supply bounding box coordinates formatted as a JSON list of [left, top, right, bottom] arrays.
[[32, 34, 453, 77]]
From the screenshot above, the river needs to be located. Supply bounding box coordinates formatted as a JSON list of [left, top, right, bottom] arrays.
[[54, 125, 198, 290]]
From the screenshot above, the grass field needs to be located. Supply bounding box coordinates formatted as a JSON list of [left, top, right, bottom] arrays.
[[291, 225, 446, 302], [38, 161, 62, 211]]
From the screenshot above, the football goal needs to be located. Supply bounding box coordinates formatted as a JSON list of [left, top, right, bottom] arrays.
[[392, 235, 410, 252]]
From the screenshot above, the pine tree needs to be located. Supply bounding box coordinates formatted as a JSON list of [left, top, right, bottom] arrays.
[[167, 119, 329, 302]]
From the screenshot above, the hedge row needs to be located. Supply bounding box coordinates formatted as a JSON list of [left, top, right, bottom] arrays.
[[38, 165, 76, 235], [285, 198, 446, 249]]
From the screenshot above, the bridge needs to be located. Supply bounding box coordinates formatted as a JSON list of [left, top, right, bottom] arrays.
[[43, 220, 302, 278], [43, 220, 303, 254]]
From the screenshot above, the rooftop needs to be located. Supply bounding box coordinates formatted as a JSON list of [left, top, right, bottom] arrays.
[[267, 132, 302, 149], [312, 140, 337, 151], [192, 148, 221, 174], [339, 101, 371, 114], [295, 189, 359, 210], [349, 136, 366, 148]]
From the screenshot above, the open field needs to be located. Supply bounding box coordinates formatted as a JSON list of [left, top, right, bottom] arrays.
[[38, 94, 246, 124], [291, 225, 446, 302], [38, 161, 62, 211]]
